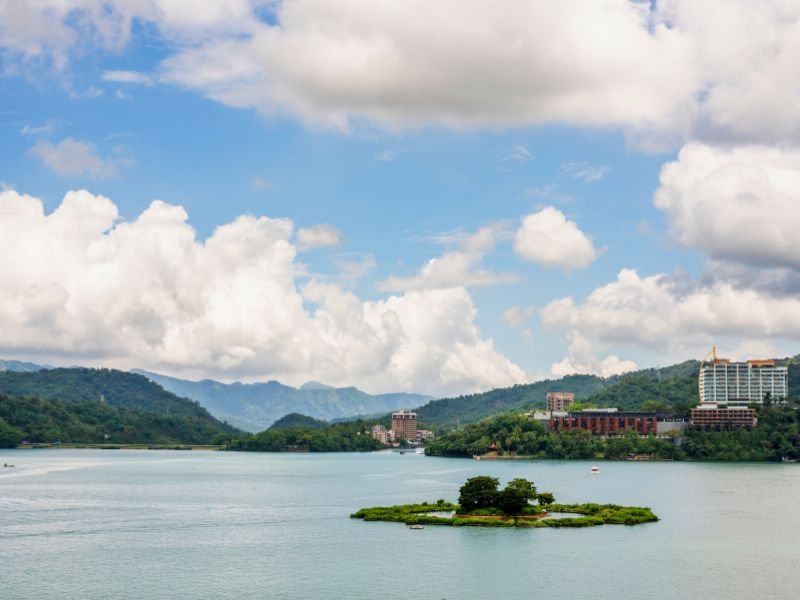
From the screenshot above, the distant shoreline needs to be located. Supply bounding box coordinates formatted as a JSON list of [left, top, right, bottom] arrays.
[[13, 443, 223, 451]]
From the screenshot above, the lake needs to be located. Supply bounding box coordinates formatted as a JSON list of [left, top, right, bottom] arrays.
[[1, 449, 799, 599]]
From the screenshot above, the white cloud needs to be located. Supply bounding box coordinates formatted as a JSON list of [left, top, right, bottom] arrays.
[[7, 2, 800, 145], [514, 206, 600, 269], [28, 138, 122, 179], [335, 254, 376, 283], [102, 70, 152, 85], [376, 149, 401, 162], [504, 145, 533, 163], [159, 0, 696, 134], [550, 331, 637, 378], [561, 161, 610, 182], [296, 224, 342, 250], [655, 142, 800, 270], [379, 225, 517, 292], [540, 268, 800, 362], [20, 123, 55, 136], [0, 189, 527, 395], [501, 305, 536, 328]]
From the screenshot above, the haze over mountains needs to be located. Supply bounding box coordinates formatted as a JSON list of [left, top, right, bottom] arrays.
[[132, 370, 433, 432]]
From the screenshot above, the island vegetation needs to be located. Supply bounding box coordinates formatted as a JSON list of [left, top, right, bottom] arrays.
[[351, 476, 658, 528]]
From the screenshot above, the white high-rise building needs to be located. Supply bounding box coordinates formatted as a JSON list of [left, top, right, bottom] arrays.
[[699, 358, 788, 405]]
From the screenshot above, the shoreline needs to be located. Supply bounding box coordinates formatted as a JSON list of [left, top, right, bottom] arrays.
[[12, 443, 223, 451]]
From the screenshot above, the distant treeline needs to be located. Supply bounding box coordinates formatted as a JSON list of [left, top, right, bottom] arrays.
[[219, 419, 384, 452]]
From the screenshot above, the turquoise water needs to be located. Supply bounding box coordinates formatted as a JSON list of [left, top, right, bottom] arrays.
[[1, 449, 799, 599]]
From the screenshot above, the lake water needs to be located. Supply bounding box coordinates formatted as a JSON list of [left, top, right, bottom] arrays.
[[1, 449, 799, 599]]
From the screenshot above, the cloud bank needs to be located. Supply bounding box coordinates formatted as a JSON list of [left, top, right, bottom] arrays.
[[0, 189, 526, 395]]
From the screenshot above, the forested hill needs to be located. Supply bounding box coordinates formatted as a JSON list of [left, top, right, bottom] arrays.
[[415, 374, 607, 428], [0, 368, 240, 445], [416, 356, 800, 429], [0, 393, 236, 447], [268, 413, 328, 430]]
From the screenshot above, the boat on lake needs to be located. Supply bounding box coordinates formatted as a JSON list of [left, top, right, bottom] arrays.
[[590, 466, 600, 474]]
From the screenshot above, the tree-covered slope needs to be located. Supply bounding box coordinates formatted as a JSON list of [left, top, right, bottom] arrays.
[[0, 393, 237, 447], [414, 374, 608, 428], [134, 369, 433, 432], [0, 368, 240, 446], [414, 357, 797, 428], [269, 413, 328, 430]]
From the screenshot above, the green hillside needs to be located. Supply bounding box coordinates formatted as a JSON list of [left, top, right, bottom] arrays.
[[413, 357, 799, 428], [269, 413, 328, 430], [414, 374, 607, 428], [0, 393, 237, 447], [0, 368, 240, 446]]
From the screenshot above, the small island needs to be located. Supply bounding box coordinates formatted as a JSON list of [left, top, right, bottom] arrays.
[[351, 476, 658, 528]]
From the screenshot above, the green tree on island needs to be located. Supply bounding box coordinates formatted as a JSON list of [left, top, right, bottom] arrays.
[[458, 476, 552, 516], [458, 476, 500, 511]]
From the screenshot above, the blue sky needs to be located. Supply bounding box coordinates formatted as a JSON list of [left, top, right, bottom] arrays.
[[1, 1, 799, 395]]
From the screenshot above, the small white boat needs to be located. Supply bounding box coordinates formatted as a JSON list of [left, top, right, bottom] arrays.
[[590, 466, 600, 474], [408, 524, 425, 530]]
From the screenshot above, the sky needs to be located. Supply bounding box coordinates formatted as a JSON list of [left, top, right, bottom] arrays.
[[2, 0, 800, 396]]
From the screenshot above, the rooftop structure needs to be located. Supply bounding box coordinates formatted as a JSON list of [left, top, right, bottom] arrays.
[[699, 348, 787, 406]]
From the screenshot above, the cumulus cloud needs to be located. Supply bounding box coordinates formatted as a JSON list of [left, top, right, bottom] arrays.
[[296, 224, 342, 250], [550, 331, 637, 378], [514, 206, 600, 269], [0, 188, 526, 395], [379, 225, 517, 292], [159, 0, 695, 134], [7, 1, 800, 145], [540, 268, 800, 362], [501, 305, 536, 328], [28, 138, 122, 179], [655, 142, 800, 270]]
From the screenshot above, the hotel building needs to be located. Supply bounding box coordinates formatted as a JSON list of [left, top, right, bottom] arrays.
[[391, 411, 417, 441], [699, 358, 787, 406]]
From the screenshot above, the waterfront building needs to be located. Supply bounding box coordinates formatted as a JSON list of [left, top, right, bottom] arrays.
[[370, 425, 388, 445], [416, 429, 435, 442], [550, 408, 659, 435], [699, 357, 787, 406], [547, 391, 575, 412], [690, 405, 758, 430], [391, 411, 417, 441]]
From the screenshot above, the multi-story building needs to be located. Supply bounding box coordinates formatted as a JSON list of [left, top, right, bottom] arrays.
[[549, 408, 659, 435], [416, 429, 435, 442], [391, 411, 417, 441], [699, 358, 787, 406], [691, 405, 758, 430], [370, 425, 388, 445], [547, 391, 575, 412]]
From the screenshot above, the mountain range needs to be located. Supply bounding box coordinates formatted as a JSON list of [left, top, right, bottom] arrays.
[[133, 369, 433, 432]]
